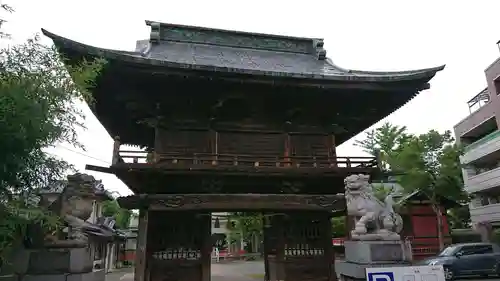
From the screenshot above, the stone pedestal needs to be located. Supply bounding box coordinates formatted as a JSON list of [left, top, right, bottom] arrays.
[[0, 248, 105, 281], [335, 240, 412, 281]]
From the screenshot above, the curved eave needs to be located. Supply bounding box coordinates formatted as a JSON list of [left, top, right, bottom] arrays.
[[41, 29, 444, 85]]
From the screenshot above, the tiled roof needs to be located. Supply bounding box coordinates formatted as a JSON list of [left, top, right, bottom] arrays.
[[41, 21, 444, 83]]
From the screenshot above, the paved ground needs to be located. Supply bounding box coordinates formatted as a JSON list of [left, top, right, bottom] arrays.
[[106, 262, 500, 281], [105, 260, 265, 281], [212, 260, 265, 281]]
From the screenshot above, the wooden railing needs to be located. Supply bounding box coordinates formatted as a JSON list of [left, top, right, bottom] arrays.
[[114, 150, 378, 169]]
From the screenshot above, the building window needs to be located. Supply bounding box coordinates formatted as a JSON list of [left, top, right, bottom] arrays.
[[495, 78, 500, 95]]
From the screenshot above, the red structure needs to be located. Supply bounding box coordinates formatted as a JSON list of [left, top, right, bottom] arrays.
[[399, 190, 456, 260]]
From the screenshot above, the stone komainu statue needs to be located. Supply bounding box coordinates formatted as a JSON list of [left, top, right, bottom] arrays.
[[30, 173, 103, 248], [344, 174, 403, 240]]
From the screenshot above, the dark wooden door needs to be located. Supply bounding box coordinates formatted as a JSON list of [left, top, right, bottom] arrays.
[[146, 211, 211, 281], [283, 211, 335, 281]]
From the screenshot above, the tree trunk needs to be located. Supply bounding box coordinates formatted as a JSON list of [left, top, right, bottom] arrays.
[[431, 203, 445, 251]]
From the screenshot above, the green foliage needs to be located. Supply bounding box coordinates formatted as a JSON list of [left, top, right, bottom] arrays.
[[227, 212, 263, 240], [0, 36, 105, 197], [356, 124, 469, 229], [0, 200, 63, 261], [357, 124, 468, 249], [102, 200, 132, 229], [0, 2, 13, 38], [331, 216, 346, 237], [0, 34, 105, 262], [391, 130, 467, 203], [371, 183, 393, 202], [447, 205, 471, 229], [355, 122, 412, 171]]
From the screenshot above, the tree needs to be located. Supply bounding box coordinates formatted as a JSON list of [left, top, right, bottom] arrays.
[[391, 130, 467, 250], [356, 123, 467, 250], [355, 122, 412, 171], [0, 27, 104, 261], [0, 2, 13, 38], [447, 205, 471, 229], [227, 212, 263, 238], [227, 212, 263, 252], [102, 200, 132, 229], [331, 217, 346, 238]]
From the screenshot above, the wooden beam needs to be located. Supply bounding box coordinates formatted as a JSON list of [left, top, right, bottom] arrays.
[[85, 164, 114, 174], [117, 194, 345, 211], [111, 163, 378, 178]]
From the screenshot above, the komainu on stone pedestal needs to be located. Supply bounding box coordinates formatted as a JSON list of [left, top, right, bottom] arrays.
[[7, 174, 107, 281], [344, 174, 403, 241], [30, 173, 103, 248]]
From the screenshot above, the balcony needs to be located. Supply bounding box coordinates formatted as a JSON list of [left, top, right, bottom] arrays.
[[112, 150, 378, 175], [470, 203, 500, 224], [454, 89, 495, 137], [465, 166, 500, 193], [467, 88, 490, 113], [461, 130, 500, 164]]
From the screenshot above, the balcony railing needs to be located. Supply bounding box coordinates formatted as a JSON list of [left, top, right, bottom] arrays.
[[461, 130, 500, 164], [464, 130, 500, 152], [114, 150, 378, 169], [465, 165, 500, 193], [467, 88, 490, 113], [470, 203, 500, 224]]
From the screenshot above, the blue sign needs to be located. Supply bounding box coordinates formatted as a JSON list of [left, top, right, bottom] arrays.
[[367, 272, 395, 281]]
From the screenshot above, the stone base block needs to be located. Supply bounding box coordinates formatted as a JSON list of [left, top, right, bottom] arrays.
[[0, 275, 18, 281], [17, 270, 104, 281], [13, 248, 93, 275], [335, 260, 411, 281], [344, 240, 412, 264]]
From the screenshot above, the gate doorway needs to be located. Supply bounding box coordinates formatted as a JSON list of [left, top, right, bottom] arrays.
[[143, 209, 335, 281], [211, 212, 265, 280]]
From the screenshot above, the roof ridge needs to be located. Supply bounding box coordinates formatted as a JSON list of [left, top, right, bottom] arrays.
[[146, 20, 327, 58], [145, 20, 319, 42]]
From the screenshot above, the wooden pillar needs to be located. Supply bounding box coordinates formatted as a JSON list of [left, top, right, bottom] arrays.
[[263, 215, 270, 281], [201, 213, 212, 281], [264, 214, 286, 281], [284, 133, 291, 167], [210, 129, 219, 164], [135, 209, 149, 281], [323, 213, 337, 281], [275, 215, 286, 281], [112, 136, 121, 165]]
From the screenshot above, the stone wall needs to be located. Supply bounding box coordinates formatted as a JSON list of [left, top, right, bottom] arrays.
[[0, 248, 105, 281]]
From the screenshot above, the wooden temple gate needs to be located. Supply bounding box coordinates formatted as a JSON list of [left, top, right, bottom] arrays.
[[43, 18, 444, 281]]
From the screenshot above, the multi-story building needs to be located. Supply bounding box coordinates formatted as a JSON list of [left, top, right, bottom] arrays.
[[454, 51, 500, 236]]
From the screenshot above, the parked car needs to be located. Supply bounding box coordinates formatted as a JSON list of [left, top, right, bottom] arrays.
[[417, 242, 500, 280]]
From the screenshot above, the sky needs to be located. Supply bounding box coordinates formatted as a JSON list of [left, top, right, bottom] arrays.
[[3, 0, 500, 196]]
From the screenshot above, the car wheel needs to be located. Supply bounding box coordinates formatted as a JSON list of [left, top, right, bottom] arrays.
[[443, 266, 454, 281]]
